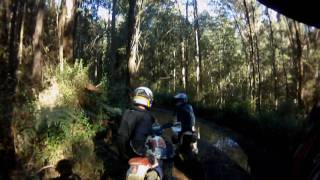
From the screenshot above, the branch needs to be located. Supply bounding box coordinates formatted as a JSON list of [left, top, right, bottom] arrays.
[[36, 165, 54, 174]]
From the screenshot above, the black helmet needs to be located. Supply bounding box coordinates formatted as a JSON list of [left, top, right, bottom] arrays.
[[174, 93, 188, 105]]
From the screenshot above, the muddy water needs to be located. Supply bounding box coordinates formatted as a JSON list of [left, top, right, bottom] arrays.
[[151, 109, 250, 173]]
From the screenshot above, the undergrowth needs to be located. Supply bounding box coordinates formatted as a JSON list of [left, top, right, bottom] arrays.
[[12, 61, 121, 179]]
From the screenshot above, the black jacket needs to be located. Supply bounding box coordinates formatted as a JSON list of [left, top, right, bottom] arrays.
[[117, 107, 155, 157], [175, 103, 195, 133]]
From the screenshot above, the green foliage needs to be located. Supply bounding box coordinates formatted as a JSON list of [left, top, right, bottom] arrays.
[[37, 108, 100, 170], [13, 62, 110, 179], [56, 60, 90, 108]]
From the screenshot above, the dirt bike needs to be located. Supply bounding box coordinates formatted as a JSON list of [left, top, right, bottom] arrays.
[[171, 122, 204, 179], [171, 122, 199, 160], [126, 123, 173, 180]]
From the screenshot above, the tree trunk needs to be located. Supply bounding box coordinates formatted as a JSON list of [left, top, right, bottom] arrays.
[[174, 0, 186, 90], [285, 19, 299, 100], [64, 0, 77, 63], [293, 22, 303, 107], [218, 48, 223, 107], [58, 0, 66, 71], [32, 0, 45, 86], [173, 50, 176, 92], [109, 0, 118, 83], [266, 8, 278, 109], [126, 0, 137, 88], [18, 3, 26, 64], [286, 19, 303, 106], [58, 0, 77, 71], [193, 0, 201, 96], [184, 0, 189, 92], [243, 0, 256, 110], [0, 0, 20, 178], [73, 0, 80, 61], [126, 0, 144, 89], [279, 22, 290, 99], [282, 51, 289, 99], [251, 2, 261, 111], [181, 40, 186, 89]]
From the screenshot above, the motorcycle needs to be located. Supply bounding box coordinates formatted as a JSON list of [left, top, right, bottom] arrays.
[[126, 123, 174, 180], [171, 122, 203, 180], [171, 122, 199, 160]]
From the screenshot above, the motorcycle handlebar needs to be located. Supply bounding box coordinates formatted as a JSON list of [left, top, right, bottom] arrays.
[[161, 122, 173, 129], [152, 122, 174, 135]]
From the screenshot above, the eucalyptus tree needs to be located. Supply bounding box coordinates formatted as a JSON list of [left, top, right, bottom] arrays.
[[0, 0, 23, 178]]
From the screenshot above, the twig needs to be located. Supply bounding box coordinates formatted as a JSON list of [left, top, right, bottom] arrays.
[[36, 165, 54, 174]]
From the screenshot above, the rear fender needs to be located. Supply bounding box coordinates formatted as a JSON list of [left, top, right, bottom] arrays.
[[126, 157, 152, 180]]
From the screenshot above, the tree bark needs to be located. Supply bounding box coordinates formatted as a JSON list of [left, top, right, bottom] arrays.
[[278, 20, 290, 99], [285, 19, 303, 106], [64, 0, 77, 63], [58, 0, 77, 71], [181, 40, 186, 89], [0, 0, 20, 178], [282, 51, 289, 99], [58, 0, 66, 71], [109, 0, 118, 83], [32, 0, 45, 86], [18, 3, 26, 64], [266, 8, 278, 109], [126, 0, 144, 89], [293, 22, 303, 107], [243, 0, 256, 110], [251, 2, 261, 111], [173, 50, 176, 92], [193, 0, 202, 96], [174, 0, 186, 90], [184, 0, 189, 92], [73, 0, 80, 61]]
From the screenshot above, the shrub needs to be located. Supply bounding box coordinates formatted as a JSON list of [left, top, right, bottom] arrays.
[[14, 62, 105, 179]]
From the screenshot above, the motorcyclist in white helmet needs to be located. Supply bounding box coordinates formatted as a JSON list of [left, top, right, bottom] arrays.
[[118, 87, 155, 158], [117, 87, 173, 179]]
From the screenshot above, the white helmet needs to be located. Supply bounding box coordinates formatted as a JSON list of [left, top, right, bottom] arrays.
[[132, 87, 153, 108]]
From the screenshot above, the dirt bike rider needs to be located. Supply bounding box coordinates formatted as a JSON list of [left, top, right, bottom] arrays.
[[173, 93, 198, 157], [117, 86, 155, 159], [172, 93, 204, 179], [117, 87, 173, 179]]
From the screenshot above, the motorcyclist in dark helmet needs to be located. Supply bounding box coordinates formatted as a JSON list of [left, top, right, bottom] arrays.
[[173, 93, 198, 154], [173, 93, 203, 179]]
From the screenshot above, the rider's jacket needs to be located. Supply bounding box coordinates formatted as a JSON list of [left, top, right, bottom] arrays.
[[175, 103, 195, 133], [117, 106, 155, 157]]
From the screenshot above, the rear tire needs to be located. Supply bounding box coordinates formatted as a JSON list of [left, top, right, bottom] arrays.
[[145, 170, 160, 180]]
